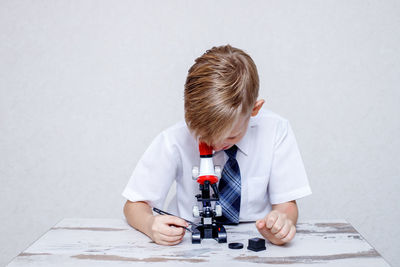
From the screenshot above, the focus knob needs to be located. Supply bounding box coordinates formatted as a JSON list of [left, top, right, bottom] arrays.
[[192, 166, 199, 180], [192, 205, 200, 217], [214, 165, 222, 178], [215, 204, 222, 217]]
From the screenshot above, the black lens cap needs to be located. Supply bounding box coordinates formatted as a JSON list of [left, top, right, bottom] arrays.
[[228, 242, 244, 249], [247, 237, 266, 252]]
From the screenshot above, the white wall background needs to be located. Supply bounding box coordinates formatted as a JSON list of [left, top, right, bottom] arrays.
[[1, 0, 399, 266]]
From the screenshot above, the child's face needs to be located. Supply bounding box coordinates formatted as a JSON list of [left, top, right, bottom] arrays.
[[212, 115, 251, 152], [212, 99, 265, 152]]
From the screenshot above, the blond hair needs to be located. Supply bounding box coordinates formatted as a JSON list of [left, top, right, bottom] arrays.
[[184, 44, 259, 146]]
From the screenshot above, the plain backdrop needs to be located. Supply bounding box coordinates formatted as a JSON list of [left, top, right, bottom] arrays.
[[1, 0, 399, 266]]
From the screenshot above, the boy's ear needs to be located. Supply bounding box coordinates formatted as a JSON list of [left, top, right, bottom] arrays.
[[251, 99, 265, 117]]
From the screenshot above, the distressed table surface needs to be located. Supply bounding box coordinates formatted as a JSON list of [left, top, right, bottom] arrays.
[[7, 218, 390, 267]]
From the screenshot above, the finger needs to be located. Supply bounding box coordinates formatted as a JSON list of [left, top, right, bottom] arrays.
[[161, 215, 189, 228], [160, 224, 186, 237], [256, 219, 273, 237], [169, 236, 184, 245], [161, 235, 185, 246], [256, 219, 265, 229], [274, 221, 291, 239], [265, 211, 279, 229], [270, 214, 285, 234], [281, 225, 296, 243], [159, 232, 184, 242]]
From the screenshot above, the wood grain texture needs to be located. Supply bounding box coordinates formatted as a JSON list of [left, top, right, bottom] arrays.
[[7, 219, 391, 267]]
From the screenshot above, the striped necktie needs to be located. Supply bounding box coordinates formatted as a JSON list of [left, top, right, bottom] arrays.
[[217, 145, 241, 225]]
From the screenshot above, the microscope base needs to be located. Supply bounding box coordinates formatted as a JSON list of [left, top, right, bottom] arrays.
[[191, 223, 227, 244]]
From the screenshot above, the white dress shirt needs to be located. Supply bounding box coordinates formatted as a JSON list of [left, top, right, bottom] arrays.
[[122, 108, 312, 222]]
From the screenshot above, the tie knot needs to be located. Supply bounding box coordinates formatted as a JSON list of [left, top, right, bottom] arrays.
[[224, 145, 238, 159]]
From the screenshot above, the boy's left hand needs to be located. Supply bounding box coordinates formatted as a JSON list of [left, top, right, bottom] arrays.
[[256, 210, 296, 245]]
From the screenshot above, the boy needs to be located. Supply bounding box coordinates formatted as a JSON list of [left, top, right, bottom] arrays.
[[122, 45, 312, 246]]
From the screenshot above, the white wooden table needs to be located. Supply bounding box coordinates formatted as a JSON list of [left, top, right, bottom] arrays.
[[7, 218, 390, 267]]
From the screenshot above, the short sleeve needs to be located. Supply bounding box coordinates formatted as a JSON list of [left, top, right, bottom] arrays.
[[268, 120, 312, 204], [122, 131, 178, 208]]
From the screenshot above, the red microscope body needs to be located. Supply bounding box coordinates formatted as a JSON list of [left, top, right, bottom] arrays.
[[191, 142, 227, 243]]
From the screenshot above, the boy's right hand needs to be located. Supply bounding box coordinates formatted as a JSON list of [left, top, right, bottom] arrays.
[[148, 215, 189, 246]]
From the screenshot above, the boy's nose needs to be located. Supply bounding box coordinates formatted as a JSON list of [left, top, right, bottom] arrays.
[[213, 144, 224, 151], [213, 143, 232, 152]]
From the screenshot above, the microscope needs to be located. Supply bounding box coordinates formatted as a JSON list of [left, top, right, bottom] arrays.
[[191, 142, 227, 244]]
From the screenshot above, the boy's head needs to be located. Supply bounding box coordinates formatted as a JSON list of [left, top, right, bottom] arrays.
[[184, 44, 264, 150]]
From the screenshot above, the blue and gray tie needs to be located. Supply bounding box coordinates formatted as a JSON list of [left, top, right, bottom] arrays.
[[217, 145, 241, 225]]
